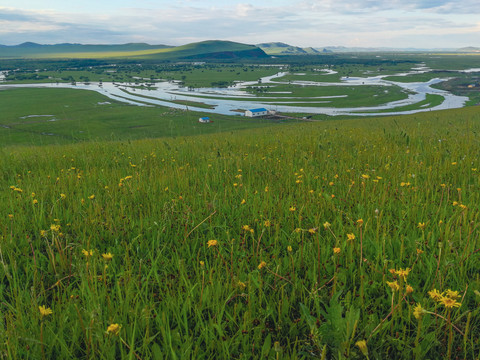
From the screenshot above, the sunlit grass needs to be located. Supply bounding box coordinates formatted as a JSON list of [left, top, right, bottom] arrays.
[[1, 106, 480, 358]]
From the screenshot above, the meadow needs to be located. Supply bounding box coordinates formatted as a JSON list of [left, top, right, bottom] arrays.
[[1, 105, 480, 359], [0, 88, 287, 147]]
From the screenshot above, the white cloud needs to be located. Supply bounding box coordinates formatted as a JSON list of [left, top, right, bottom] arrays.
[[235, 3, 254, 17], [0, 2, 478, 48]]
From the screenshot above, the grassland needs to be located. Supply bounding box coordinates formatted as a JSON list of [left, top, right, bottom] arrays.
[[1, 105, 480, 359], [4, 64, 280, 88], [0, 88, 287, 147], [246, 84, 411, 108]]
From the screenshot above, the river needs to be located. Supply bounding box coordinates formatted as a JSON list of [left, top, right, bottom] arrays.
[[0, 67, 473, 117]]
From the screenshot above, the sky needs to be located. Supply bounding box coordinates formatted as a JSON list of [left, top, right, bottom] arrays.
[[0, 0, 479, 48]]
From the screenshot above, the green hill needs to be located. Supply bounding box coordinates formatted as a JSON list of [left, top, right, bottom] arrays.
[[0, 40, 268, 60], [0, 42, 172, 58]]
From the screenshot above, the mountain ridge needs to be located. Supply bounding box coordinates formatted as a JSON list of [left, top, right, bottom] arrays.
[[0, 40, 267, 60]]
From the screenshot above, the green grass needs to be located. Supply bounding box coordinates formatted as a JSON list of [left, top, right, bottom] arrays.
[[247, 83, 410, 108], [0, 88, 287, 147], [5, 65, 280, 88], [350, 94, 446, 114], [1, 106, 480, 358]]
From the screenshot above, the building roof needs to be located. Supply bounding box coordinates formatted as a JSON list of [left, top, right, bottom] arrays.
[[248, 108, 268, 113], [199, 117, 210, 120]]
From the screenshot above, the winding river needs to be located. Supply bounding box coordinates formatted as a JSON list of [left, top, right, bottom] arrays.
[[0, 67, 473, 117]]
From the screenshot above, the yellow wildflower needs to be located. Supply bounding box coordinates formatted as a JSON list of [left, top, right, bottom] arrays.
[[199, 261, 205, 267], [445, 289, 460, 300], [60, 193, 66, 199], [395, 268, 411, 280], [106, 323, 121, 336], [263, 220, 271, 227], [39, 305, 53, 317], [440, 296, 461, 308], [406, 285, 414, 294], [308, 228, 317, 234], [361, 174, 370, 179], [237, 281, 246, 289], [240, 199, 246, 205], [82, 249, 93, 257], [387, 281, 400, 292], [323, 222, 331, 229], [88, 194, 95, 200], [347, 233, 355, 241], [287, 246, 293, 252], [207, 240, 218, 248], [258, 261, 267, 270], [289, 206, 296, 212], [428, 289, 442, 301], [102, 253, 113, 261], [333, 247, 341, 254], [356, 219, 364, 226], [413, 303, 425, 320], [417, 222, 426, 230], [355, 340, 368, 357]]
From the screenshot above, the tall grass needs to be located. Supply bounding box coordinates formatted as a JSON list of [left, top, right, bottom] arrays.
[[1, 107, 480, 359]]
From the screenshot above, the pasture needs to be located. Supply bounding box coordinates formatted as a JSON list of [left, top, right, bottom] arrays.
[[1, 106, 480, 358]]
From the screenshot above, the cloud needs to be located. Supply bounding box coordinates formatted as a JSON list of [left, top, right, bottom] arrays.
[[298, 0, 480, 14], [0, 2, 478, 48]]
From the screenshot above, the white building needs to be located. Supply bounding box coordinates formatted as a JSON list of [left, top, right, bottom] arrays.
[[245, 108, 269, 117], [198, 117, 211, 123]]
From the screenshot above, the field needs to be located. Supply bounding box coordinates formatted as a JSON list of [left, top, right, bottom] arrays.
[[1, 105, 480, 358], [0, 88, 288, 147]]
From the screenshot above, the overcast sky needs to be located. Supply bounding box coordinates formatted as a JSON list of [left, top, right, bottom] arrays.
[[1, 0, 479, 48]]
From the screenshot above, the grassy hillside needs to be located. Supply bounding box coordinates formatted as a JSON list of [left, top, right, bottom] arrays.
[[0, 40, 268, 60], [1, 106, 480, 358], [0, 42, 172, 59]]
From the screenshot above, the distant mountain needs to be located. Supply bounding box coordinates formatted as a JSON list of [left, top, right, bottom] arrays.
[[257, 42, 326, 55], [146, 40, 268, 60], [0, 42, 172, 59], [320, 46, 458, 52], [0, 40, 267, 60], [457, 47, 480, 53]]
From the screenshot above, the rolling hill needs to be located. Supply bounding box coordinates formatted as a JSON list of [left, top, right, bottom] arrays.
[[0, 40, 268, 60]]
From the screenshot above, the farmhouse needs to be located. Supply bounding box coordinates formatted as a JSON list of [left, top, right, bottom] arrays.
[[198, 117, 211, 123], [245, 108, 269, 117]]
